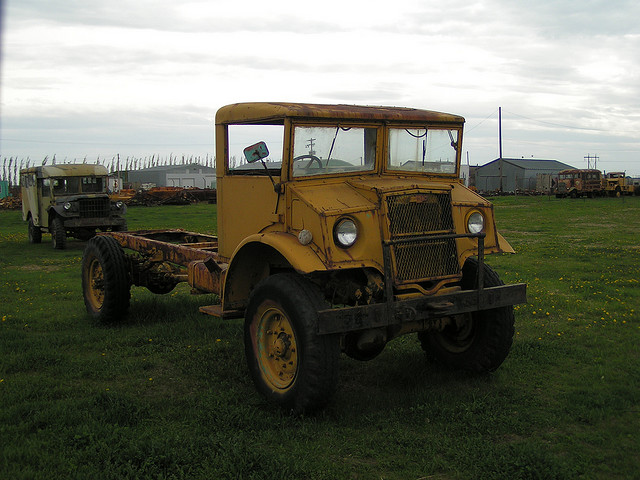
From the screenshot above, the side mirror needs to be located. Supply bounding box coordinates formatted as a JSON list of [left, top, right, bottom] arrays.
[[243, 141, 270, 164]]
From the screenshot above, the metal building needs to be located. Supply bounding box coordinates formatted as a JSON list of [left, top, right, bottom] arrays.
[[474, 158, 575, 193], [125, 163, 216, 189]]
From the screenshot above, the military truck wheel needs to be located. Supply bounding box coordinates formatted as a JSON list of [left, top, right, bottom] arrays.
[[419, 257, 515, 373], [76, 229, 96, 241], [244, 273, 340, 414], [82, 235, 131, 322], [51, 217, 66, 249], [28, 218, 42, 244]]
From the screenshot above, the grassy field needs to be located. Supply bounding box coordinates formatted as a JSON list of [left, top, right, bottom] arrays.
[[1, 197, 639, 479]]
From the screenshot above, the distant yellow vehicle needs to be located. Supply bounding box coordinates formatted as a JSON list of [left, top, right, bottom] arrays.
[[81, 102, 526, 413], [20, 164, 127, 249], [603, 172, 634, 196]]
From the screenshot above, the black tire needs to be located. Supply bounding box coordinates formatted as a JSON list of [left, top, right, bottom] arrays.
[[51, 217, 66, 249], [244, 273, 340, 414], [82, 235, 131, 322], [418, 257, 515, 372], [28, 218, 42, 244], [75, 229, 96, 242], [112, 221, 128, 232]]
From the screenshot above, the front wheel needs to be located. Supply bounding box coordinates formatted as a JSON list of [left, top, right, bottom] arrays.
[[418, 257, 515, 372], [51, 217, 66, 249], [244, 274, 339, 414], [112, 221, 128, 232], [82, 235, 131, 322]]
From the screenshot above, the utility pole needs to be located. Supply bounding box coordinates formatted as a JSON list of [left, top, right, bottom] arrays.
[[584, 154, 598, 169], [306, 138, 316, 156], [498, 107, 503, 194]]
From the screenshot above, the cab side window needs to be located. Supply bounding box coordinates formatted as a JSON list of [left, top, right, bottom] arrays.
[[227, 124, 284, 176], [41, 179, 51, 196]]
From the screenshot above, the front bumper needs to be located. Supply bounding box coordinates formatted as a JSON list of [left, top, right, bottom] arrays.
[[62, 217, 127, 228], [317, 231, 527, 335], [317, 282, 527, 335]]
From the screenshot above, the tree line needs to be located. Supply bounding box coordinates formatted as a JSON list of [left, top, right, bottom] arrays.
[[1, 154, 216, 186]]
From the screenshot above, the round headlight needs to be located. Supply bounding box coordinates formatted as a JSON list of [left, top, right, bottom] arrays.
[[467, 211, 484, 234], [334, 218, 357, 248], [115, 201, 124, 209], [63, 202, 72, 211]]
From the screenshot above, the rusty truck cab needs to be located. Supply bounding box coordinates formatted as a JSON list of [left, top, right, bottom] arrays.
[[215, 103, 515, 314]]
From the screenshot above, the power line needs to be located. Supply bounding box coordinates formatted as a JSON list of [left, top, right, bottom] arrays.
[[465, 109, 498, 133], [503, 110, 607, 132]]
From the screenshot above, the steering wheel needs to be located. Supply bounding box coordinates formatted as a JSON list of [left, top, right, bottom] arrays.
[[293, 154, 323, 169]]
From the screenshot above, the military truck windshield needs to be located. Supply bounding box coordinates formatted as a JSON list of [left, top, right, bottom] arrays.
[[387, 128, 458, 174], [51, 176, 105, 194], [292, 125, 377, 177]]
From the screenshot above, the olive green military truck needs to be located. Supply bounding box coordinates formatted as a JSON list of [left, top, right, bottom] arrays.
[[20, 164, 127, 249]]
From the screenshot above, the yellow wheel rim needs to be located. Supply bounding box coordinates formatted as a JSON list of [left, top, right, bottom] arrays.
[[255, 303, 298, 391], [86, 258, 105, 310]]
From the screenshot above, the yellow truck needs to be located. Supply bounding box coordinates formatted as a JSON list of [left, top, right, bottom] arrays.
[[81, 102, 526, 413], [603, 172, 634, 196]]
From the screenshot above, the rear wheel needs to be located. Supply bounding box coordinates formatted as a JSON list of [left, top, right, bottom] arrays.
[[418, 257, 515, 372], [51, 217, 66, 249], [244, 274, 339, 414], [82, 235, 131, 322], [28, 218, 42, 244]]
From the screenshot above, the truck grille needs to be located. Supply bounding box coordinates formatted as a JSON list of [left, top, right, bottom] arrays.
[[79, 198, 111, 218], [386, 192, 459, 283]]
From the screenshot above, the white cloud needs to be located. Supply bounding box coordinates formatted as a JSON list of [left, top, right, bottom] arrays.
[[2, 0, 639, 174]]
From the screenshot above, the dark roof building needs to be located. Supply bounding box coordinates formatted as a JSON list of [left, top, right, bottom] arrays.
[[126, 163, 216, 189], [475, 158, 575, 193]]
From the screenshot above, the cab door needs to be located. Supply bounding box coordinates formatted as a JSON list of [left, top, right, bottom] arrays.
[[217, 124, 286, 260]]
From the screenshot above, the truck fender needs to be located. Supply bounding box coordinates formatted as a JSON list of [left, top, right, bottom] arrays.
[[497, 232, 515, 254], [47, 206, 65, 224], [222, 232, 327, 312]]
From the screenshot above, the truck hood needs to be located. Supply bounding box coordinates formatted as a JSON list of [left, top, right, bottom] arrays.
[[288, 181, 375, 216], [289, 176, 465, 216], [347, 176, 456, 195]]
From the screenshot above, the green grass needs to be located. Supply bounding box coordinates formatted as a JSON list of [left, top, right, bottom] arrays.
[[1, 197, 639, 479]]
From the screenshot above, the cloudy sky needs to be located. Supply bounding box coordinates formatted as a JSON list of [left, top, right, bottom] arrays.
[[1, 0, 639, 174]]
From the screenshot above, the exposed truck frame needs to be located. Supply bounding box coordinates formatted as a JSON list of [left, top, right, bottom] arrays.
[[82, 102, 527, 413]]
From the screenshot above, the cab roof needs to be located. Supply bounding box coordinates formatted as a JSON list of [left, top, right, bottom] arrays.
[[21, 164, 109, 178], [216, 102, 465, 125]]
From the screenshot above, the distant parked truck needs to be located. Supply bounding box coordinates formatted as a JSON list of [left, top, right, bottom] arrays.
[[20, 164, 127, 249], [554, 169, 603, 198], [603, 172, 634, 197]]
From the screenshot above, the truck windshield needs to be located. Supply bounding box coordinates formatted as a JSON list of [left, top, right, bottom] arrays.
[[51, 176, 105, 194], [387, 128, 458, 174], [292, 125, 377, 177]]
